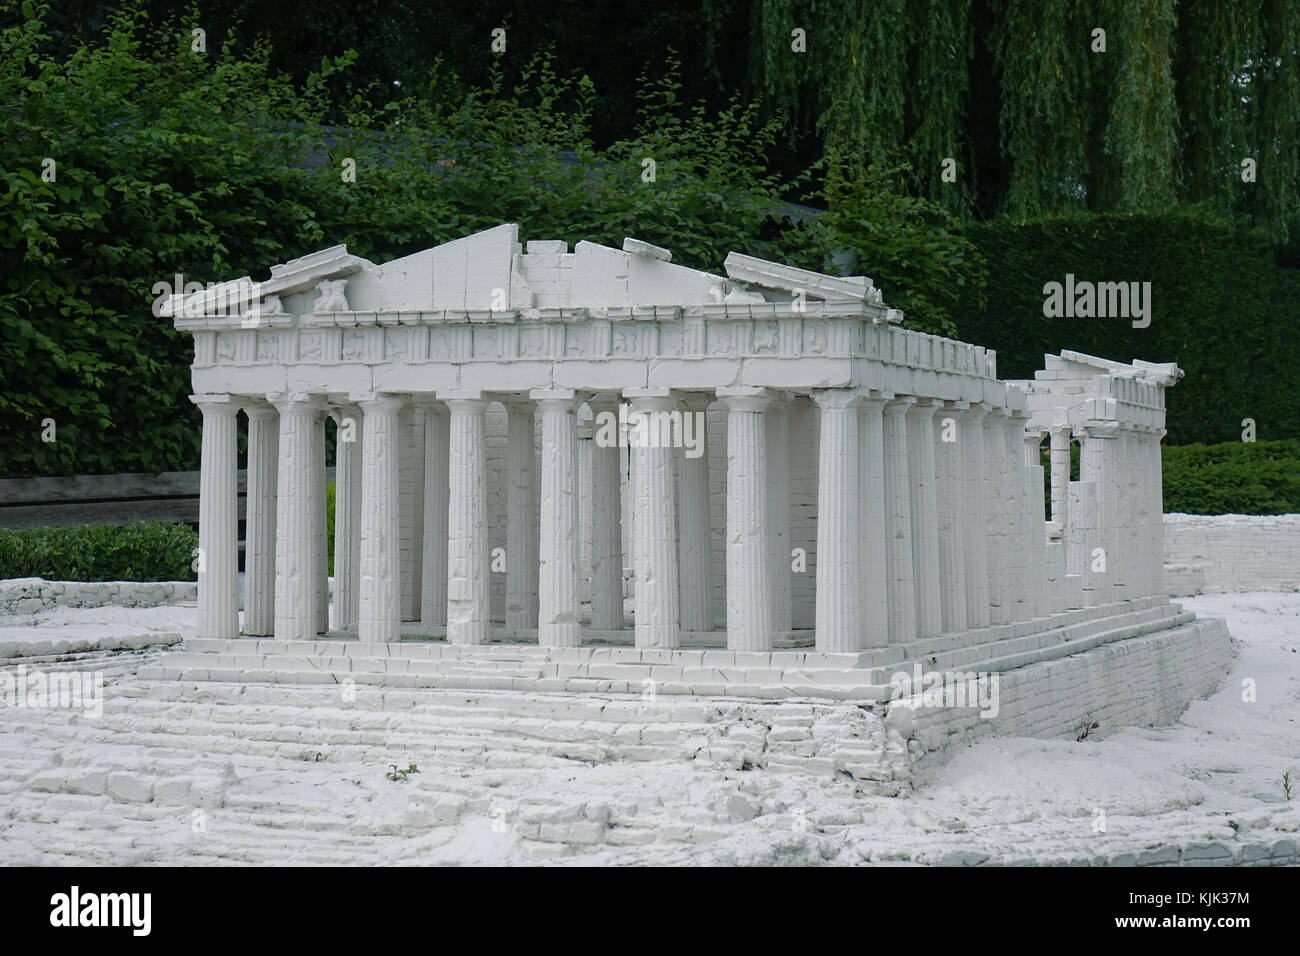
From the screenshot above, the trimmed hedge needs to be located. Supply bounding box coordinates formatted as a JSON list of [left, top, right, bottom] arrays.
[[1162, 440, 1300, 515], [954, 211, 1300, 445], [0, 521, 197, 582]]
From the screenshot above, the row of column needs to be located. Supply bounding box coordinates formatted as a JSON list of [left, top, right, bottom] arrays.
[[194, 387, 1155, 652]]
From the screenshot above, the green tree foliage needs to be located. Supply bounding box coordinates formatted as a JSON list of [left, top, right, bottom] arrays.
[[954, 210, 1300, 444], [740, 0, 1300, 240], [0, 3, 351, 475]]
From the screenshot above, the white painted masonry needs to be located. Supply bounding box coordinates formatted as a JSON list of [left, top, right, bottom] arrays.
[[163, 225, 1220, 700]]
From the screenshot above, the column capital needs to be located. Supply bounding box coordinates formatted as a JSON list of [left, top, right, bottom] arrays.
[[436, 389, 484, 403], [718, 385, 770, 412], [673, 390, 714, 413], [351, 393, 404, 414], [883, 395, 918, 417], [529, 388, 580, 412], [624, 389, 677, 412], [242, 400, 278, 421], [811, 388, 860, 411], [190, 393, 240, 414], [266, 391, 325, 415], [1077, 420, 1122, 439], [905, 398, 942, 420], [963, 403, 990, 424]]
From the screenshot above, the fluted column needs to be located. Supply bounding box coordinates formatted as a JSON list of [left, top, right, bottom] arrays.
[[445, 397, 490, 644], [420, 403, 450, 629], [857, 392, 889, 648], [399, 404, 425, 622], [935, 402, 969, 633], [906, 400, 943, 637], [1049, 424, 1071, 536], [271, 395, 320, 641], [193, 395, 240, 640], [332, 405, 363, 632], [1082, 421, 1124, 603], [1023, 424, 1050, 618], [765, 394, 792, 635], [357, 395, 402, 643], [1150, 428, 1167, 598], [1003, 410, 1031, 621], [534, 391, 582, 647], [505, 401, 539, 632], [678, 395, 713, 632], [813, 389, 860, 652], [961, 404, 990, 628], [984, 407, 1011, 624], [243, 402, 278, 637], [589, 400, 624, 630], [721, 388, 772, 652], [883, 397, 918, 643], [312, 407, 329, 634], [627, 391, 680, 649]]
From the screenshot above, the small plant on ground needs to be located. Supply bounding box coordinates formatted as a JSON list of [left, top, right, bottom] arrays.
[[386, 763, 420, 782], [1075, 719, 1100, 742], [1284, 771, 1293, 802]]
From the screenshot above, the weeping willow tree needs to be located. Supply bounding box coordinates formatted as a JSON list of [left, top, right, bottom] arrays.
[[732, 0, 1300, 241]]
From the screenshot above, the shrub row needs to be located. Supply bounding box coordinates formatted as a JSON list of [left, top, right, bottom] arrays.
[[0, 521, 197, 582]]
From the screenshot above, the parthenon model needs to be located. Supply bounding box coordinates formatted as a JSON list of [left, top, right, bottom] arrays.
[[162, 224, 1219, 706]]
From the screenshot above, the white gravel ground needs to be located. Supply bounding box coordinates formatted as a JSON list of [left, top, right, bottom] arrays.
[[0, 593, 1296, 865]]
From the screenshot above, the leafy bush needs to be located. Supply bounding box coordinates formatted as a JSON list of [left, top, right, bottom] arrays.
[[1162, 440, 1300, 515], [0, 521, 198, 581]]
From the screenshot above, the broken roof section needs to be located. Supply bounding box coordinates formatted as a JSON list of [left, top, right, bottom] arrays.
[[165, 223, 902, 323]]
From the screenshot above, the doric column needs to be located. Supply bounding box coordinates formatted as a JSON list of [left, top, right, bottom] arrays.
[[444, 397, 490, 644], [983, 407, 1011, 624], [589, 399, 624, 631], [906, 399, 943, 637], [192, 394, 240, 640], [720, 387, 773, 652], [812, 389, 860, 653], [357, 394, 403, 643], [882, 397, 917, 643], [935, 401, 969, 633], [961, 404, 990, 628], [765, 393, 792, 635], [396, 404, 424, 623], [420, 402, 450, 629], [1150, 427, 1167, 598], [1002, 410, 1031, 621], [1049, 424, 1071, 537], [533, 390, 583, 647], [1023, 423, 1050, 618], [677, 394, 713, 632], [271, 394, 321, 642], [857, 392, 889, 648], [505, 401, 539, 632], [312, 406, 329, 635], [332, 405, 363, 632], [242, 402, 278, 637], [626, 391, 680, 649], [1081, 420, 1125, 603]]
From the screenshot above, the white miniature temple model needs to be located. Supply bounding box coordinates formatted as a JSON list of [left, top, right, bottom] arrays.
[[165, 224, 1180, 671]]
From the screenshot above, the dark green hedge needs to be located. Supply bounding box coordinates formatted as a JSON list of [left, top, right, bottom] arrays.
[[954, 211, 1300, 445], [0, 521, 197, 582], [1162, 440, 1300, 515]]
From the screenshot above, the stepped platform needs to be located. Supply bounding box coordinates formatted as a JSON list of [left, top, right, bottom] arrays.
[[141, 596, 1200, 702]]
